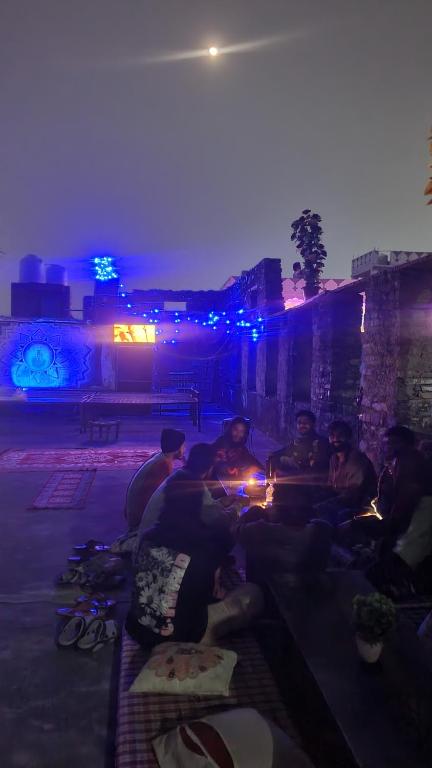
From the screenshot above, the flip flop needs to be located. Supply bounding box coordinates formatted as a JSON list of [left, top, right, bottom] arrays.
[[76, 618, 118, 653], [75, 594, 116, 610], [56, 568, 83, 586], [56, 615, 92, 648], [85, 573, 125, 592], [73, 540, 110, 554], [56, 596, 116, 618]]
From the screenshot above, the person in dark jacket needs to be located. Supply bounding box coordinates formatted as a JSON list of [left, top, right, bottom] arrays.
[[315, 420, 377, 524], [212, 416, 263, 481], [350, 426, 432, 596], [126, 444, 237, 647], [268, 410, 329, 481], [352, 426, 431, 548]]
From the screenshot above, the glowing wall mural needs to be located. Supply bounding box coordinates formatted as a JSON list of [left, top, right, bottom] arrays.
[[0, 322, 94, 388]]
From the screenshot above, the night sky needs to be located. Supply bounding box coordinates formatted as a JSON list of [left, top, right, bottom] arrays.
[[0, 0, 430, 314]]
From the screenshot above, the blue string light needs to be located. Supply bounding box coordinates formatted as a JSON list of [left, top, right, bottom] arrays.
[[93, 256, 119, 282], [108, 281, 265, 342]]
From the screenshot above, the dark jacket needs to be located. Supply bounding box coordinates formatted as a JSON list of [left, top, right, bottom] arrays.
[[127, 472, 233, 648], [269, 433, 330, 478], [212, 435, 263, 479], [378, 448, 430, 535], [329, 448, 377, 509]]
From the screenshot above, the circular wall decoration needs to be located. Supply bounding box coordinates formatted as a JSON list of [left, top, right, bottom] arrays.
[[23, 342, 55, 371], [0, 323, 93, 389]]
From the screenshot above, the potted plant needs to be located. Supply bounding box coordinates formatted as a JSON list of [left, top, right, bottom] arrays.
[[352, 592, 396, 663], [290, 209, 327, 299]]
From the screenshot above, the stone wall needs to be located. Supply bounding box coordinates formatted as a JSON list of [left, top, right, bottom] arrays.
[[234, 286, 364, 444], [397, 270, 432, 434], [311, 292, 363, 433], [225, 263, 432, 464], [359, 272, 401, 465]]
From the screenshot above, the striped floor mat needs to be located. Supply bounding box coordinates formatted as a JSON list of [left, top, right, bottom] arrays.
[[30, 470, 96, 509]]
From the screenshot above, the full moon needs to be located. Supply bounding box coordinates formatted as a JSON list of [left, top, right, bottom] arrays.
[[208, 46, 219, 57]]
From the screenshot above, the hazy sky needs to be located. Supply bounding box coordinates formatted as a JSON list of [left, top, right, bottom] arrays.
[[0, 0, 431, 315]]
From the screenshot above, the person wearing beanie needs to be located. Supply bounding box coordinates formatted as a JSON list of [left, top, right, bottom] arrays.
[[125, 428, 185, 531]]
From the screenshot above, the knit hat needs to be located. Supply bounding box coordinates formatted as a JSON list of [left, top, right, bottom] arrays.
[[161, 428, 185, 454]]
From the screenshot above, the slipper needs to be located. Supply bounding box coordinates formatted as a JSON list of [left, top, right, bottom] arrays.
[[110, 532, 137, 555], [56, 615, 92, 648], [56, 596, 116, 618], [56, 568, 83, 586], [73, 540, 110, 554], [76, 618, 118, 653], [85, 573, 125, 592], [75, 594, 116, 610]]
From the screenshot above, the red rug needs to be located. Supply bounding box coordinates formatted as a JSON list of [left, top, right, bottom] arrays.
[[0, 448, 154, 471], [31, 470, 96, 509]]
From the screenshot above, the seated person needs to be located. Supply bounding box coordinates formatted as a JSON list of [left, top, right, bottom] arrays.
[[125, 428, 185, 531], [268, 410, 329, 481], [315, 420, 377, 525], [138, 443, 240, 538], [212, 416, 263, 481], [127, 444, 261, 647], [238, 484, 332, 583], [350, 427, 432, 595]]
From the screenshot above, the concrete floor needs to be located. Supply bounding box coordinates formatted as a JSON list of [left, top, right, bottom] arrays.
[[0, 406, 280, 768]]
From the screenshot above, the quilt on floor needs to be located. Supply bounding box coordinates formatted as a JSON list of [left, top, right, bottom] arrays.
[[116, 568, 296, 768]]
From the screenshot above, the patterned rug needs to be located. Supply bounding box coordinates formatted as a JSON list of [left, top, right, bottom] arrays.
[[0, 448, 154, 471], [30, 470, 96, 509]]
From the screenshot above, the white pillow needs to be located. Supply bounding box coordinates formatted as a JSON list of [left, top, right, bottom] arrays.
[[153, 707, 315, 768], [129, 642, 237, 696]]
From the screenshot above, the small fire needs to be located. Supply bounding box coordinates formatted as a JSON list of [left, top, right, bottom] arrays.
[[247, 478, 256, 486]]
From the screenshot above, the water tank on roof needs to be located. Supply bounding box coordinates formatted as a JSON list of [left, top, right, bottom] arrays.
[[46, 263, 67, 285], [19, 254, 44, 283]]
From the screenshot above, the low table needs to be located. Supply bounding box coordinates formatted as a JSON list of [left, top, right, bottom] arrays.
[[266, 570, 432, 768], [88, 419, 120, 442]]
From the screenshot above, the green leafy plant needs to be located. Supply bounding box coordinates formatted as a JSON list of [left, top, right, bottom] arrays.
[[291, 209, 327, 298], [352, 593, 396, 644]]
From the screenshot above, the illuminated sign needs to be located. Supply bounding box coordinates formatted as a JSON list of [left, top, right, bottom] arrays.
[[113, 324, 156, 344]]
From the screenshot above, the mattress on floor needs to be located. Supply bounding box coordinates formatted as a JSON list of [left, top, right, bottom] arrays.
[[115, 629, 298, 768]]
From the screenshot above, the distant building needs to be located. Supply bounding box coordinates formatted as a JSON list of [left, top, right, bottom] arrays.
[[221, 275, 351, 310], [351, 250, 432, 278]]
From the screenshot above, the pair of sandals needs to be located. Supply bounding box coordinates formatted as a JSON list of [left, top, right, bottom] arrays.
[[56, 595, 118, 652], [68, 539, 111, 565], [56, 540, 125, 591], [56, 566, 125, 591], [56, 593, 116, 617]]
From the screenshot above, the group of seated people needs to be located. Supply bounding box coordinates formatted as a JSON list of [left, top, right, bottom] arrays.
[[124, 412, 432, 649]]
